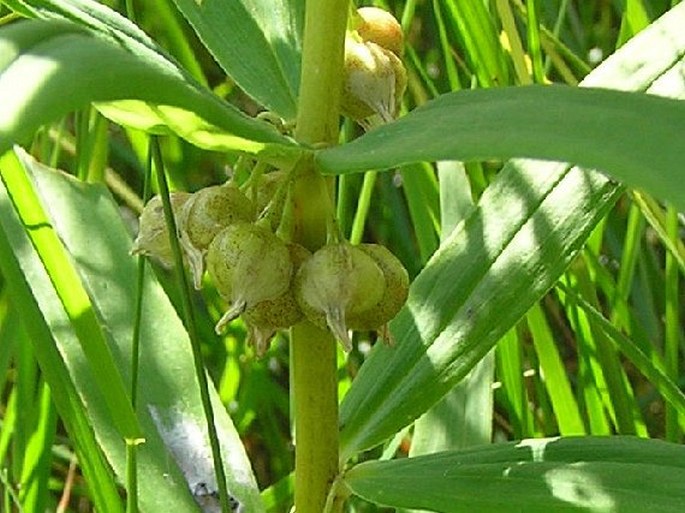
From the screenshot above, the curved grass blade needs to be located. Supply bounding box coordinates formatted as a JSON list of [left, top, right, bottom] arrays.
[[344, 436, 685, 512]]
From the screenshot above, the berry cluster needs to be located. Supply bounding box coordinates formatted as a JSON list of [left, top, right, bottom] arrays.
[[132, 172, 408, 356]]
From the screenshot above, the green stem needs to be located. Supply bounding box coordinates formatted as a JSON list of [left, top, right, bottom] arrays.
[[291, 322, 340, 513], [291, 0, 349, 511]]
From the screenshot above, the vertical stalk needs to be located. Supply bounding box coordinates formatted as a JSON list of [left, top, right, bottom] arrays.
[[291, 1, 349, 512], [151, 139, 231, 513]]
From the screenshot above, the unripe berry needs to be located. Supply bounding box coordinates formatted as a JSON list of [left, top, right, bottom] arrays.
[[242, 242, 311, 356], [356, 7, 404, 57], [341, 37, 407, 125], [348, 244, 408, 333], [207, 222, 292, 334], [178, 182, 256, 288], [294, 243, 386, 351], [131, 192, 191, 267]]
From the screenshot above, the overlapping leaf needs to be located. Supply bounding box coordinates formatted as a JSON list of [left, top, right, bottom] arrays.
[[0, 149, 265, 512], [171, 0, 303, 119], [0, 15, 298, 155]]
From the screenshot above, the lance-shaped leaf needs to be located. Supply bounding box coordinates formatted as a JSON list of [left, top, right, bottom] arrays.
[[317, 85, 685, 212], [335, 2, 685, 459], [0, 17, 298, 155], [344, 436, 685, 512]]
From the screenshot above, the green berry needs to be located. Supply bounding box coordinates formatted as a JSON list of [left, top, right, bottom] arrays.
[[131, 192, 190, 267], [179, 182, 255, 288], [294, 242, 386, 351], [207, 222, 292, 334], [348, 244, 408, 333]]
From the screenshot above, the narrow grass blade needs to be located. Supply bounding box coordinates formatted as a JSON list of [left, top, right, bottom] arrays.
[[439, 0, 510, 86], [18, 381, 56, 513], [526, 303, 586, 435], [496, 329, 535, 439], [345, 436, 685, 512]]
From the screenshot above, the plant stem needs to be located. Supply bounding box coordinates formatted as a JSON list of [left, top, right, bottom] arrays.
[[291, 0, 349, 511], [291, 322, 340, 513]]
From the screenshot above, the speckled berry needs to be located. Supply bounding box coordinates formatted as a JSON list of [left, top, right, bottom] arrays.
[[294, 242, 386, 351], [131, 192, 191, 267], [242, 242, 311, 356], [207, 222, 292, 334]]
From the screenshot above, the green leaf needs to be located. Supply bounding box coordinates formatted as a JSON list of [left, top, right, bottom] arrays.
[[0, 17, 297, 155], [344, 436, 685, 512], [0, 148, 265, 512], [317, 85, 685, 212], [171, 0, 303, 119], [337, 2, 685, 459]]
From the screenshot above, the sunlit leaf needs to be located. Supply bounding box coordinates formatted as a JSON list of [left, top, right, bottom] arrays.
[[0, 18, 297, 156], [0, 148, 265, 512]]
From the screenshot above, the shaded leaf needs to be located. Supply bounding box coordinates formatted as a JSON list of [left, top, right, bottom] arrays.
[[172, 0, 303, 119]]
